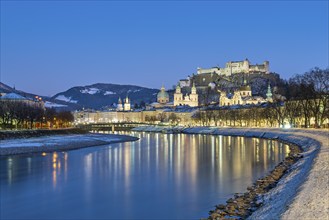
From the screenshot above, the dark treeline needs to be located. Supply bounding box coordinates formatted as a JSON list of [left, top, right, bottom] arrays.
[[0, 101, 74, 129], [194, 68, 329, 128]]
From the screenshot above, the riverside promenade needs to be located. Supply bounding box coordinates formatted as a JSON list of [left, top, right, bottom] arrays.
[[132, 126, 329, 219]]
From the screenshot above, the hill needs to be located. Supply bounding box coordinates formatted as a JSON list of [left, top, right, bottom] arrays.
[[51, 83, 160, 110]]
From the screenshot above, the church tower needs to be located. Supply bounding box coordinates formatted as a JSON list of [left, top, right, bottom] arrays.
[[219, 90, 227, 106], [239, 77, 252, 97], [189, 83, 198, 107], [266, 82, 273, 102], [117, 97, 123, 111], [124, 95, 131, 111], [174, 84, 183, 106]]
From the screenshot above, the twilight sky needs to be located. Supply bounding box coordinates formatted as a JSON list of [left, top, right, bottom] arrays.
[[1, 1, 328, 96]]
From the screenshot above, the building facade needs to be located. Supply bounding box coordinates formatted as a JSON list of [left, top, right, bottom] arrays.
[[197, 59, 269, 76], [117, 97, 123, 111], [73, 108, 197, 126], [174, 83, 198, 107], [178, 77, 191, 88], [0, 92, 45, 109], [219, 82, 273, 106], [116, 95, 131, 111]]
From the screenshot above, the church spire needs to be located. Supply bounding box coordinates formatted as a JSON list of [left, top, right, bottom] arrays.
[[125, 95, 129, 103], [266, 81, 273, 102]]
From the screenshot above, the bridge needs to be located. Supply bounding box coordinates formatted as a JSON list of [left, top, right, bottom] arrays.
[[76, 122, 150, 132]]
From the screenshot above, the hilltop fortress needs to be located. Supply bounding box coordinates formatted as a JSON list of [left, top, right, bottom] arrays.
[[197, 59, 269, 76]]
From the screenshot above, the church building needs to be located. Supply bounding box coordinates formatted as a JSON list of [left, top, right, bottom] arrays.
[[174, 83, 198, 107], [219, 81, 273, 106], [148, 85, 173, 109], [117, 95, 131, 111]]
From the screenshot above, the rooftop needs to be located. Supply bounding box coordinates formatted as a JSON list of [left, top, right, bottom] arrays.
[[0, 93, 28, 100]]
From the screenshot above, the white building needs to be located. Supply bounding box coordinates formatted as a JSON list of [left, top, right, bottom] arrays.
[[117, 97, 123, 111], [174, 83, 198, 107], [179, 77, 191, 88], [219, 81, 273, 106], [197, 59, 269, 76], [123, 95, 131, 111]]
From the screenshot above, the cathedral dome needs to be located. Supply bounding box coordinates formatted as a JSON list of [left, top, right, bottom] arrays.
[[157, 86, 169, 104], [157, 88, 169, 99]]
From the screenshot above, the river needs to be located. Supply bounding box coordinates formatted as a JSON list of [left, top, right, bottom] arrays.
[[0, 132, 290, 219]]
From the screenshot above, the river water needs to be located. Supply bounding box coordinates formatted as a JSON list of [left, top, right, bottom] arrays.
[[0, 132, 290, 219]]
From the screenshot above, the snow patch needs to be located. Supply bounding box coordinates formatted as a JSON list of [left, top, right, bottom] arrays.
[[104, 91, 116, 95], [55, 95, 78, 103], [0, 134, 125, 149], [80, 88, 100, 95], [44, 101, 68, 108]]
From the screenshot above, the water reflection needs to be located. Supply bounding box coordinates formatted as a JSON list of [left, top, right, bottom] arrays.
[[0, 133, 290, 219]]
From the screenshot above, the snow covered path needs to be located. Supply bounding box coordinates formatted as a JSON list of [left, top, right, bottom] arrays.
[[0, 133, 139, 156], [133, 126, 329, 219], [280, 131, 329, 220]]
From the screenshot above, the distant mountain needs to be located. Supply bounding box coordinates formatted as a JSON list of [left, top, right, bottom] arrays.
[[51, 83, 160, 110], [0, 82, 14, 93]]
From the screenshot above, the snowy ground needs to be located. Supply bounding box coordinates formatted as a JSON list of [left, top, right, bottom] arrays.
[[132, 126, 329, 219], [0, 133, 138, 156]]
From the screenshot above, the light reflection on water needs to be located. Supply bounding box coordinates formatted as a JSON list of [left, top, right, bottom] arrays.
[[0, 132, 290, 219]]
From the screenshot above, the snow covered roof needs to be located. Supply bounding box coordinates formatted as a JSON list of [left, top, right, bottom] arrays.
[[149, 102, 160, 106], [0, 93, 28, 100]]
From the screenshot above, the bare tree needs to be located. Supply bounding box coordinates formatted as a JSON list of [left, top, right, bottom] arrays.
[[168, 113, 180, 125]]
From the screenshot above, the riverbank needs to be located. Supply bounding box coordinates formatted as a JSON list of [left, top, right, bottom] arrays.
[[0, 128, 88, 140], [132, 126, 329, 219], [0, 133, 139, 156]]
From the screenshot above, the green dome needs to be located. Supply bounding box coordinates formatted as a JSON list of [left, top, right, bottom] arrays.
[[157, 89, 169, 99]]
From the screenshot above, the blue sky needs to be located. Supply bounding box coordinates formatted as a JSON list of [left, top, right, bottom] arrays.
[[1, 1, 328, 96]]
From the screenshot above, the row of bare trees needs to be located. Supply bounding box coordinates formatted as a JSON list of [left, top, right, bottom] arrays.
[[0, 101, 74, 129], [287, 67, 329, 128], [193, 106, 277, 127], [144, 112, 181, 125], [194, 101, 328, 128]]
